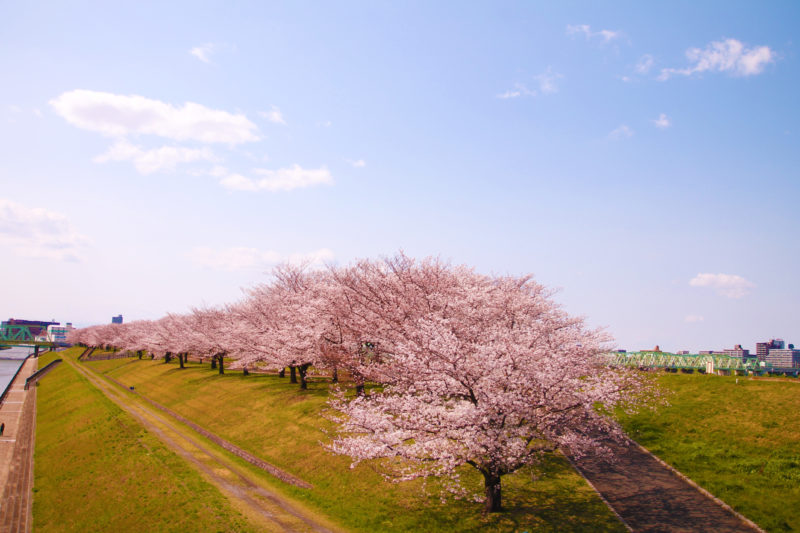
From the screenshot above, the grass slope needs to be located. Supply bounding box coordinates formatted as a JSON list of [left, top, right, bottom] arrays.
[[619, 372, 800, 532], [33, 349, 260, 532], [89, 355, 624, 532]]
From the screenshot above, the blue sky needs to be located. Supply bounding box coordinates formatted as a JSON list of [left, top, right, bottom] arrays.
[[1, 2, 797, 352]]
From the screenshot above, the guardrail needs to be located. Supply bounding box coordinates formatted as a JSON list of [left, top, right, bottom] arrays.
[[84, 351, 136, 361], [24, 359, 63, 390]]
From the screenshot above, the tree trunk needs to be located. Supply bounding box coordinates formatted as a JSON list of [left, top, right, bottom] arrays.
[[243, 367, 249, 376], [355, 384, 365, 397], [298, 364, 310, 390], [482, 471, 502, 513], [164, 352, 171, 364], [137, 350, 143, 360], [289, 366, 297, 383], [331, 367, 338, 383], [217, 353, 225, 374], [278, 368, 285, 378], [178, 353, 185, 369], [211, 357, 217, 369]]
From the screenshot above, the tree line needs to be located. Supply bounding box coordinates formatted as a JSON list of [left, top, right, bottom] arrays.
[[69, 253, 659, 513]]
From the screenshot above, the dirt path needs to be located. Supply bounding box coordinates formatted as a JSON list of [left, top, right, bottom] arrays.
[[66, 356, 342, 533], [570, 437, 762, 532], [100, 373, 312, 489]]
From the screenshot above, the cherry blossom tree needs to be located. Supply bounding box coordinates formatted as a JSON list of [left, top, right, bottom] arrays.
[[326, 254, 659, 513], [189, 306, 242, 374], [143, 316, 178, 363], [233, 264, 334, 389], [110, 321, 144, 358], [162, 314, 196, 368]]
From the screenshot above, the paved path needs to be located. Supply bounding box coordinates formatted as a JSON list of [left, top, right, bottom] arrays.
[[68, 356, 340, 533], [570, 437, 762, 533], [0, 357, 38, 533]]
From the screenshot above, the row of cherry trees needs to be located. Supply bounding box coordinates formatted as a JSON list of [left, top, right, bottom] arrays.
[[68, 253, 659, 513]]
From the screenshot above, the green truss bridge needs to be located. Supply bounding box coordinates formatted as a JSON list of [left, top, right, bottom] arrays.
[[0, 324, 57, 353], [606, 350, 769, 374]]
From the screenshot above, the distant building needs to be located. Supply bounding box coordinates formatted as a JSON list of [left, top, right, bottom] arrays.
[[112, 315, 123, 324], [699, 350, 724, 355], [639, 345, 662, 352], [47, 324, 72, 343], [756, 342, 769, 361], [756, 339, 786, 362], [676, 350, 690, 355], [765, 347, 800, 369], [723, 344, 750, 360], [2, 318, 59, 338]]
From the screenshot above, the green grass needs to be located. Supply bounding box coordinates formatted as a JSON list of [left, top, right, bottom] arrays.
[[618, 371, 800, 532], [86, 354, 624, 532], [33, 348, 260, 532]]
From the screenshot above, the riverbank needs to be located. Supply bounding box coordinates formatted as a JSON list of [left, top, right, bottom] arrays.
[[35, 347, 624, 532], [32, 349, 263, 532], [0, 354, 38, 510]]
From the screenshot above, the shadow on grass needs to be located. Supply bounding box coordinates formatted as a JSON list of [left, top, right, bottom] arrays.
[[401, 456, 624, 533], [155, 362, 334, 400]]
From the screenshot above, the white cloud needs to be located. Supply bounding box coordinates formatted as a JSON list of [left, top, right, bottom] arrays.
[[93, 140, 218, 174], [653, 113, 671, 129], [259, 105, 286, 125], [689, 273, 755, 298], [566, 24, 621, 43], [317, 120, 333, 128], [346, 158, 366, 168], [659, 39, 774, 80], [219, 165, 333, 192], [9, 105, 22, 113], [609, 124, 634, 139], [497, 68, 562, 99], [190, 43, 216, 63], [208, 165, 229, 177], [636, 54, 655, 74], [496, 83, 534, 99], [0, 198, 90, 261], [218, 173, 258, 191], [189, 246, 334, 271], [50, 90, 260, 144], [33, 108, 43, 118], [497, 89, 521, 99], [533, 67, 562, 94], [684, 314, 705, 323]]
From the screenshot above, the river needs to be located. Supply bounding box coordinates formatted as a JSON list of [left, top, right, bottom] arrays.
[[0, 346, 34, 395]]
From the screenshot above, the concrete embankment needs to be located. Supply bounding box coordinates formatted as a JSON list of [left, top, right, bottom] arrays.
[[0, 355, 39, 533]]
